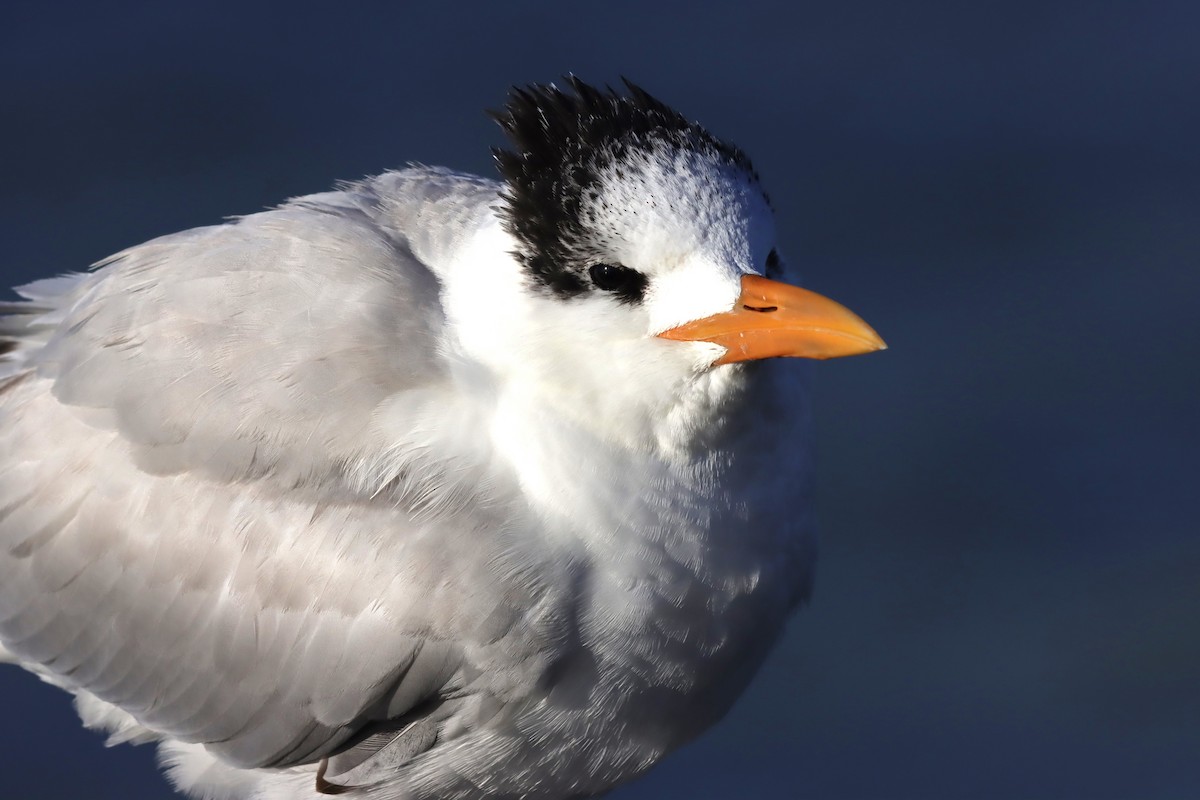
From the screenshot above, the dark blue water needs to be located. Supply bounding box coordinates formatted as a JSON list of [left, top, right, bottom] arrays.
[[2, 2, 1196, 798]]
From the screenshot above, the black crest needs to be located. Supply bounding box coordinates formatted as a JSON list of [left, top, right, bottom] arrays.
[[490, 77, 759, 299]]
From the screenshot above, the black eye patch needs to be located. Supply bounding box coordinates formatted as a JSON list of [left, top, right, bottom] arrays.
[[588, 263, 648, 304]]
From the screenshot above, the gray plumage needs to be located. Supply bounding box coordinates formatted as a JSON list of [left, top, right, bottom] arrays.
[[0, 82, 833, 800]]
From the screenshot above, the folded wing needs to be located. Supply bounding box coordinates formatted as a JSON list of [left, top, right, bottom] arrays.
[[0, 171, 540, 770]]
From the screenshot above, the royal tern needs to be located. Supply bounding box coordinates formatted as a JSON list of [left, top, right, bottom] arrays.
[[0, 78, 884, 799]]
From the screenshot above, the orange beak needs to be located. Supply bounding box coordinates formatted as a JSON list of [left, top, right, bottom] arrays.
[[657, 274, 886, 365]]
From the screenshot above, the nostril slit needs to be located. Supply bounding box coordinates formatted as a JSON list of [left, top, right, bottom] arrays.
[[743, 305, 778, 313]]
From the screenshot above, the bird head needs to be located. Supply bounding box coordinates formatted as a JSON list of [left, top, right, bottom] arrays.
[[446, 78, 884, 450]]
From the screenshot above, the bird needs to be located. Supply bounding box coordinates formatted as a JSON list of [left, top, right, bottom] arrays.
[[0, 77, 884, 800]]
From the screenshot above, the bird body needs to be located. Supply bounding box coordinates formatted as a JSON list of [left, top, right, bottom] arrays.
[[0, 81, 882, 799]]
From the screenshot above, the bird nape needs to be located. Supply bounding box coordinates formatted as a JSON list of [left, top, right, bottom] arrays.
[[0, 77, 883, 800]]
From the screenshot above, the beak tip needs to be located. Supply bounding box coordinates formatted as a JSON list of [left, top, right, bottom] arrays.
[[857, 322, 887, 353]]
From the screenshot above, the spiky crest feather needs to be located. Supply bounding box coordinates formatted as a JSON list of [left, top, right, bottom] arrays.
[[490, 77, 760, 299]]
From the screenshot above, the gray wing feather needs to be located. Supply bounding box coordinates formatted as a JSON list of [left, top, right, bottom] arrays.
[[0, 168, 529, 770], [39, 191, 446, 489]]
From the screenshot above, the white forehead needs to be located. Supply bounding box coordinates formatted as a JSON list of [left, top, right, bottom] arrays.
[[581, 143, 774, 274]]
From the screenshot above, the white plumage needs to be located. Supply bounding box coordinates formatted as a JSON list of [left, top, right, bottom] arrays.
[[0, 80, 882, 799]]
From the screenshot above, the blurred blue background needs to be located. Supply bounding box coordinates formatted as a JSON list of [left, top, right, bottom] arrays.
[[2, 1, 1197, 798]]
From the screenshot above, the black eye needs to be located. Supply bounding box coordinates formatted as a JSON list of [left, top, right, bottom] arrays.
[[588, 263, 648, 303], [765, 249, 782, 278]]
